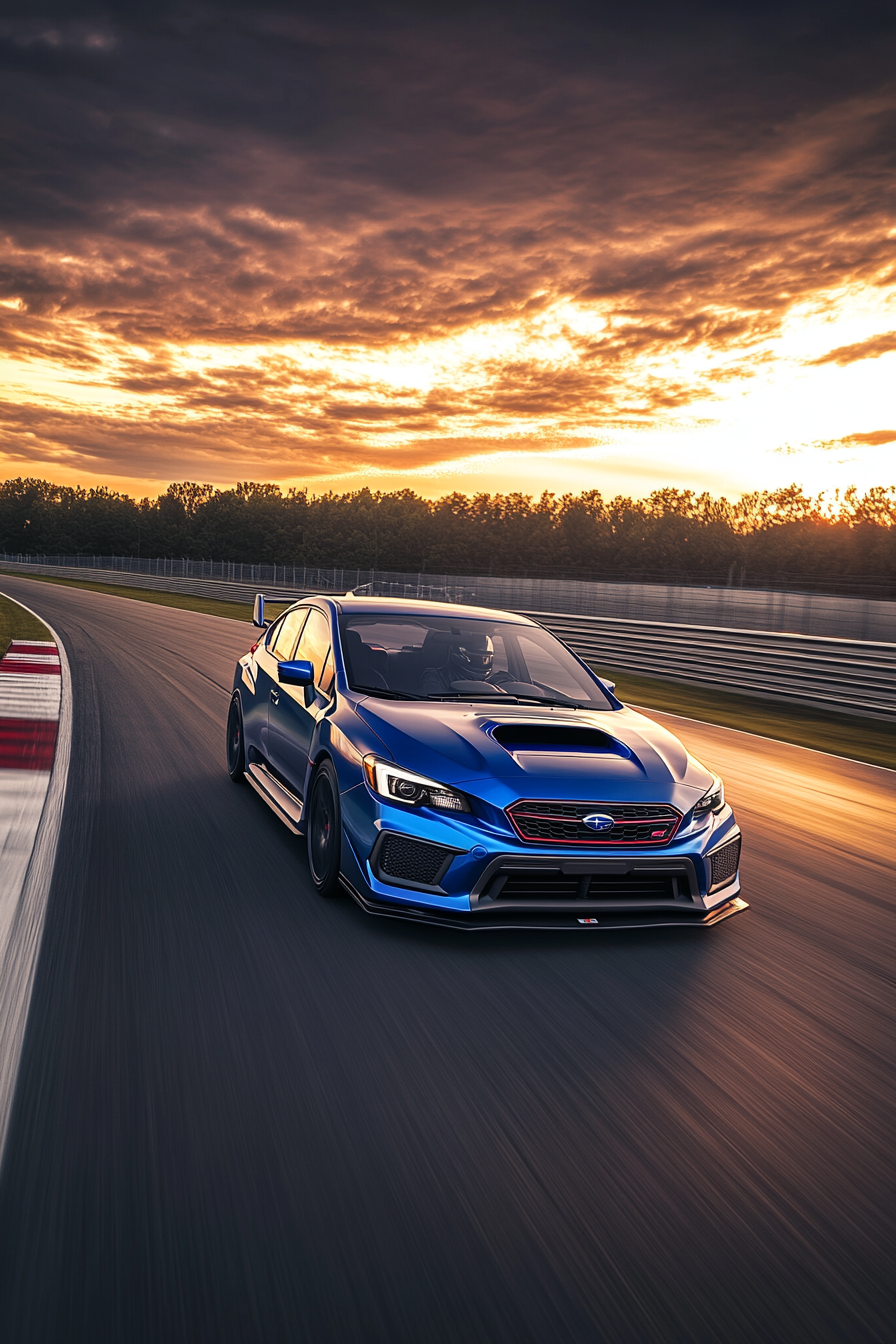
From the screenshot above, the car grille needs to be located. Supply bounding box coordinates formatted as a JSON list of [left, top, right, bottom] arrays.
[[485, 871, 682, 902], [710, 837, 740, 889], [507, 800, 681, 846], [377, 834, 454, 886]]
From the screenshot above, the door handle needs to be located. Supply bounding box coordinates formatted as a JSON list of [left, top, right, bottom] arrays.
[[270, 689, 280, 705]]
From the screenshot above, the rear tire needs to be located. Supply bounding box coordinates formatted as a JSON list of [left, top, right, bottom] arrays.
[[226, 693, 246, 781], [307, 759, 342, 897]]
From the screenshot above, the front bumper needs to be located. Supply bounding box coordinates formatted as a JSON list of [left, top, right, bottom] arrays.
[[340, 797, 746, 930], [340, 871, 747, 930]]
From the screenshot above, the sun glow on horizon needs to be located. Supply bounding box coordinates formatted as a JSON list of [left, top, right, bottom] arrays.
[[1, 272, 893, 503]]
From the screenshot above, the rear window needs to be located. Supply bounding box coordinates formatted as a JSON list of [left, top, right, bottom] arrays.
[[345, 622, 429, 651]]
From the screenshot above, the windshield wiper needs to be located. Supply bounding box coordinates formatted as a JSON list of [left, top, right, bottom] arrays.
[[426, 691, 589, 708], [424, 691, 510, 701], [506, 694, 585, 708], [351, 684, 418, 700]]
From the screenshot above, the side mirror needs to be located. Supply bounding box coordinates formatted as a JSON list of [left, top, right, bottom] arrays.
[[599, 678, 616, 694], [252, 593, 266, 629], [277, 659, 314, 686]]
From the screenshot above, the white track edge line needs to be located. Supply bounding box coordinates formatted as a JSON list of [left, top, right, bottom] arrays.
[[0, 590, 73, 1165], [628, 703, 896, 773]]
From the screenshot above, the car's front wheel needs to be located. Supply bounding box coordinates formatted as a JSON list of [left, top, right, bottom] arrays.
[[307, 759, 342, 897], [226, 693, 246, 782]]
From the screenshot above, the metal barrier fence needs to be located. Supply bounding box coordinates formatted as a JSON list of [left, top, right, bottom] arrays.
[[2, 552, 894, 641], [1, 558, 893, 720], [523, 612, 893, 720]]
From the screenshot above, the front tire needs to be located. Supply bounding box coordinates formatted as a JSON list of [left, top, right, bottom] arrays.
[[226, 693, 246, 781], [307, 759, 342, 897]]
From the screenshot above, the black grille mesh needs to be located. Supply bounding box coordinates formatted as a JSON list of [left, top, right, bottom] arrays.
[[710, 838, 740, 888], [378, 834, 452, 885], [508, 800, 680, 845]]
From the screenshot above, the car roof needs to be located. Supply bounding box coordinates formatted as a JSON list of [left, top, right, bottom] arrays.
[[311, 594, 534, 624]]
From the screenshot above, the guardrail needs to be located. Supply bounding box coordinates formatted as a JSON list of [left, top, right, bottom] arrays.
[[1, 559, 892, 719], [525, 611, 893, 721]]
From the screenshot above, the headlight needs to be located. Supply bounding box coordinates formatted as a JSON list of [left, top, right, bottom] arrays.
[[694, 776, 724, 816], [363, 756, 471, 812]]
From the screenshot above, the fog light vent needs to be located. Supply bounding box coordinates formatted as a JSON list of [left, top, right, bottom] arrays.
[[710, 837, 741, 890], [378, 834, 453, 886]]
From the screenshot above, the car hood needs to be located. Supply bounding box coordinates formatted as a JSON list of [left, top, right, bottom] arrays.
[[354, 699, 714, 803]]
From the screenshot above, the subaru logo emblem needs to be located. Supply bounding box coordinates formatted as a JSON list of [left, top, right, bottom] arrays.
[[583, 813, 615, 832]]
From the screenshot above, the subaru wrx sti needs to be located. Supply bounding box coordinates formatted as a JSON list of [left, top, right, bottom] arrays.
[[226, 594, 746, 930]]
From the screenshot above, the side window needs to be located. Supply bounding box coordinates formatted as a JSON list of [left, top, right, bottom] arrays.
[[264, 615, 286, 652], [320, 647, 336, 699], [272, 607, 309, 661], [295, 608, 333, 693]]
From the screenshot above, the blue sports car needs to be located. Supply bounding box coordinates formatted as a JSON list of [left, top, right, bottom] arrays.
[[226, 594, 746, 930]]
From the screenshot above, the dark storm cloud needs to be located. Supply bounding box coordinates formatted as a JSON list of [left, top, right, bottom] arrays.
[[0, 0, 894, 480]]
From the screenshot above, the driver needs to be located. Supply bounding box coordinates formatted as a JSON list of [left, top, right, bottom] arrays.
[[420, 631, 514, 695]]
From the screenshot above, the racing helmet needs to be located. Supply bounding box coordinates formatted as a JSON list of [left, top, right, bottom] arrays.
[[449, 632, 495, 681]]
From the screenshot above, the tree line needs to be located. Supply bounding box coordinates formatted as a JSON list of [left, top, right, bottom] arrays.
[[1, 476, 894, 595]]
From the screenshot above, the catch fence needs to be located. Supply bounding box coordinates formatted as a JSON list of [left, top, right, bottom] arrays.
[[2, 552, 894, 641]]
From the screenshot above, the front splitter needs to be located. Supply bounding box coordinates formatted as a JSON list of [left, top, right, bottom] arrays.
[[340, 878, 748, 931]]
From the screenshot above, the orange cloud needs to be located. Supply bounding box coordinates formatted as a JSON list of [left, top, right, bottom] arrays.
[[809, 332, 896, 366], [843, 429, 896, 445]]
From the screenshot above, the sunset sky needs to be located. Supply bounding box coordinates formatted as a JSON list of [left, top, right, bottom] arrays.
[[1, 0, 894, 502]]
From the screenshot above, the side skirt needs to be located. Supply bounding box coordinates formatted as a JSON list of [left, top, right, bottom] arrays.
[[246, 762, 303, 834]]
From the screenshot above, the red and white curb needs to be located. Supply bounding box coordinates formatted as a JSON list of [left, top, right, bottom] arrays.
[[0, 597, 72, 1160]]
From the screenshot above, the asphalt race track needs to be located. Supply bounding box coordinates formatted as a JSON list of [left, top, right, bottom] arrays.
[[0, 577, 892, 1344]]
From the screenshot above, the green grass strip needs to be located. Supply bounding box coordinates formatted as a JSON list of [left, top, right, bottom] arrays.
[[2, 570, 891, 769], [0, 592, 53, 658], [603, 669, 894, 771]]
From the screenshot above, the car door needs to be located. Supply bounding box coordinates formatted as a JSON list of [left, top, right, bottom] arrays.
[[253, 606, 309, 761], [267, 606, 336, 796], [241, 611, 284, 754]]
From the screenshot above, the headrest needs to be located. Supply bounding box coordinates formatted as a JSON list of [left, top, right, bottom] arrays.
[[421, 629, 453, 667]]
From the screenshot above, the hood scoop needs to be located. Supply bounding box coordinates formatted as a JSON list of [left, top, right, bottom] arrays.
[[490, 723, 632, 760]]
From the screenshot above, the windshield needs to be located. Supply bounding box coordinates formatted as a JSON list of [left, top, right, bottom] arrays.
[[338, 613, 614, 709]]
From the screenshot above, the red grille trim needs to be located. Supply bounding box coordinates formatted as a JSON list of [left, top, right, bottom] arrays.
[[507, 799, 682, 846]]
